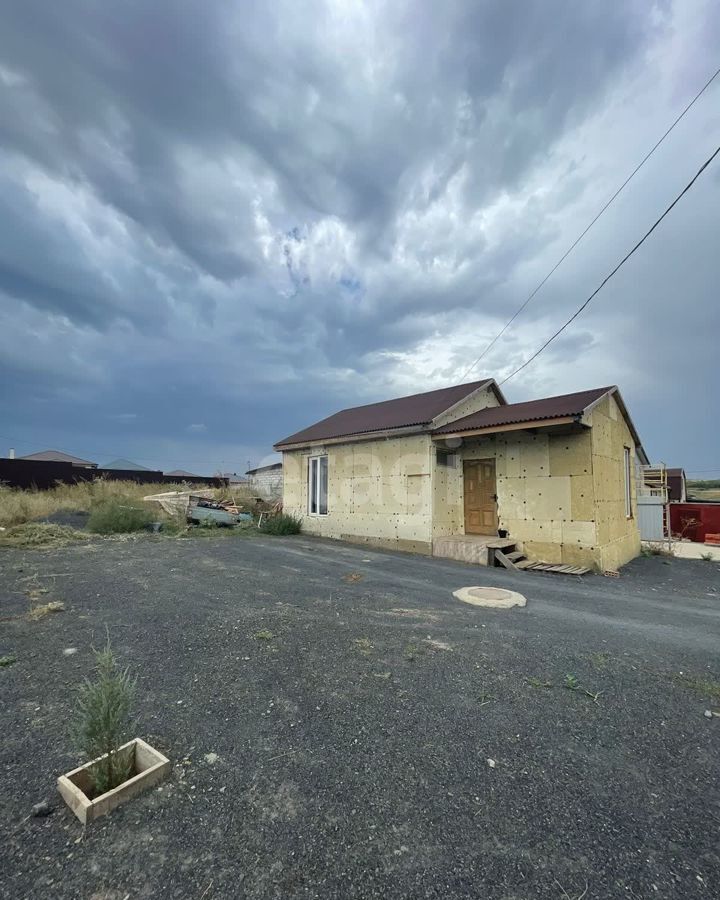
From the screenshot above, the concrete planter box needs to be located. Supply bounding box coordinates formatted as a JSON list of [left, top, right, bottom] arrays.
[[58, 738, 170, 824]]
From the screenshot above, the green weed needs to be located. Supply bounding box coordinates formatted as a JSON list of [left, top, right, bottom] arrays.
[[72, 641, 136, 795], [674, 673, 720, 700], [526, 677, 553, 689], [259, 514, 302, 535], [87, 501, 153, 534]]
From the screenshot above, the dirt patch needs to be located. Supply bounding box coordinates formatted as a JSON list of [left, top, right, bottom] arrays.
[[387, 607, 441, 622], [38, 510, 91, 530]]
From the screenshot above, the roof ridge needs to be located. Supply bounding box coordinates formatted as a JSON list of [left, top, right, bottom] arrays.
[[275, 378, 496, 448], [332, 378, 492, 415]]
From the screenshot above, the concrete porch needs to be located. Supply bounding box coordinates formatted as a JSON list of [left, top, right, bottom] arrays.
[[432, 534, 518, 566]]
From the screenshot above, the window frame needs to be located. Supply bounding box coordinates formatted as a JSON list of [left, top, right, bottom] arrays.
[[308, 454, 329, 516], [623, 446, 633, 519], [436, 448, 457, 468]]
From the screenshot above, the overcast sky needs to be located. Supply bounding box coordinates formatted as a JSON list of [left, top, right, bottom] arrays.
[[1, 1, 718, 476]]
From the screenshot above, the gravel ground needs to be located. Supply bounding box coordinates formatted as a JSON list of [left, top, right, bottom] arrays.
[[1, 534, 719, 899]]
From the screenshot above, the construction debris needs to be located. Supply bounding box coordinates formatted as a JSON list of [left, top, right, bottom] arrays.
[[143, 491, 253, 526]]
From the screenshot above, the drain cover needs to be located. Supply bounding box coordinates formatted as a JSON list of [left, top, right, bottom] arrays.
[[452, 586, 527, 609]]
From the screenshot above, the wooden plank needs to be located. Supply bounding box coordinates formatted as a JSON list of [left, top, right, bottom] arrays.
[[515, 559, 536, 570], [494, 549, 518, 571], [505, 550, 524, 562], [57, 738, 170, 825]]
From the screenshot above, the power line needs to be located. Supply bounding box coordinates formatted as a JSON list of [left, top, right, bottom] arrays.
[[460, 63, 720, 381], [498, 143, 720, 386]]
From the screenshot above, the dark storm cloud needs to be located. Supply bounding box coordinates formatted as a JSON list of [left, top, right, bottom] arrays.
[[0, 0, 717, 470]]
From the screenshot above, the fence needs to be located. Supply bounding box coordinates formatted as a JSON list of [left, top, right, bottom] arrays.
[[0, 458, 225, 490], [668, 502, 720, 543], [637, 494, 665, 541]]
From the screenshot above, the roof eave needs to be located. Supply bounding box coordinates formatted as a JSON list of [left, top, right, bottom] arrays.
[[432, 415, 580, 440], [275, 423, 428, 452], [580, 386, 650, 464]]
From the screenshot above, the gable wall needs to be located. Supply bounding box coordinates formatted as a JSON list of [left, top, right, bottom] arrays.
[[431, 384, 501, 428], [586, 394, 641, 570], [282, 433, 434, 553]]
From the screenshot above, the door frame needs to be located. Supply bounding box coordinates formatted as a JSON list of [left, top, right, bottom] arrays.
[[463, 458, 498, 536]]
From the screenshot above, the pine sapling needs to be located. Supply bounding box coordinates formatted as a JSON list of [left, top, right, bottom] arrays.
[[73, 641, 137, 795]]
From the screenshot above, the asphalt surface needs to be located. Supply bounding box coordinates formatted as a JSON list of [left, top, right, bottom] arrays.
[[1, 534, 719, 899]]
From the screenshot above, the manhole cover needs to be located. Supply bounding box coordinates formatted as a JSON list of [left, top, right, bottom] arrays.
[[452, 586, 527, 609]]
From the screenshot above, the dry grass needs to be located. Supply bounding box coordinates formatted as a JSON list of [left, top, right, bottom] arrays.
[[0, 523, 90, 548], [0, 479, 257, 529], [352, 637, 374, 654], [28, 600, 65, 621], [689, 489, 720, 502]]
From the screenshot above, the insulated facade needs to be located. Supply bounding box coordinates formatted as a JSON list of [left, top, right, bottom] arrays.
[[278, 382, 645, 570]]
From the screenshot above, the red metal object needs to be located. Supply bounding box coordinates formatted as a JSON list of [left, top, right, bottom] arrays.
[[669, 503, 720, 543]]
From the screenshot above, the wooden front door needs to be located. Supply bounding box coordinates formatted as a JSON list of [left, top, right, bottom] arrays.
[[463, 459, 498, 535]]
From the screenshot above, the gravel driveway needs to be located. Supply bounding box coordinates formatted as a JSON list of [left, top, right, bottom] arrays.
[[1, 534, 719, 899]]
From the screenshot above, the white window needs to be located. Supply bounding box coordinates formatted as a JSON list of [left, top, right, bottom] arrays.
[[436, 449, 457, 468], [308, 455, 328, 515], [624, 447, 633, 518]]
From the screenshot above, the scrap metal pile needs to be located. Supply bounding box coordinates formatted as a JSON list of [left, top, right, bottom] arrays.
[[143, 491, 253, 526]]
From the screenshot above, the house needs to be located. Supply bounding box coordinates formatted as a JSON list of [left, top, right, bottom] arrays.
[[666, 468, 687, 502], [102, 458, 152, 471], [274, 379, 649, 572], [245, 462, 283, 499], [18, 449, 98, 468], [219, 472, 249, 486], [165, 469, 204, 480]]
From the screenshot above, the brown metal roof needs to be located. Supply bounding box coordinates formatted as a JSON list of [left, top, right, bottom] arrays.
[[432, 386, 615, 435], [18, 449, 98, 466], [275, 379, 494, 448]]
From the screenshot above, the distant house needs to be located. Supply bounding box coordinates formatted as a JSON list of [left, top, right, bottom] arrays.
[[666, 468, 687, 502], [165, 469, 203, 480], [246, 463, 283, 499], [219, 472, 249, 486], [102, 458, 152, 472], [275, 379, 649, 572], [18, 449, 97, 469]]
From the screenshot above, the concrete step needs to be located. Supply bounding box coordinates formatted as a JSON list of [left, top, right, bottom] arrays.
[[505, 550, 524, 562]]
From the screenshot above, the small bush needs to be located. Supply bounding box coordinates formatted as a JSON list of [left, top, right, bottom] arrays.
[[259, 513, 302, 535], [87, 501, 153, 534], [72, 642, 136, 795]]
